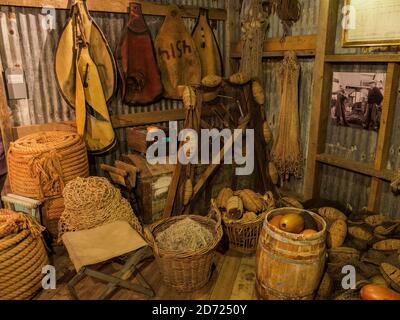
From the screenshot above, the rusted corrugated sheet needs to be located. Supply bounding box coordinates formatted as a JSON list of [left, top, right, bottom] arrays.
[[378, 78, 400, 218], [319, 164, 371, 212], [0, 0, 226, 174], [379, 182, 400, 219]]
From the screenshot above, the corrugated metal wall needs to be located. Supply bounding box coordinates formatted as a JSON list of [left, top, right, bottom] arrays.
[[0, 0, 226, 173]]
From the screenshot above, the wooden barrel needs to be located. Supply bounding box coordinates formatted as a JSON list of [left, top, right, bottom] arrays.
[[256, 208, 327, 300]]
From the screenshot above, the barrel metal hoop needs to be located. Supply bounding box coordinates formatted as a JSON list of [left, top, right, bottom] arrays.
[[264, 226, 326, 246], [255, 278, 315, 300], [259, 242, 326, 265]]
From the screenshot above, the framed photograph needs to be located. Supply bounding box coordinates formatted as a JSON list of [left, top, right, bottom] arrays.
[[342, 0, 400, 47], [331, 72, 386, 132]]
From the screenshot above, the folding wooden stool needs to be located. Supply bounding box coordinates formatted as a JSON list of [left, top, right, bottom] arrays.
[[62, 220, 155, 300]]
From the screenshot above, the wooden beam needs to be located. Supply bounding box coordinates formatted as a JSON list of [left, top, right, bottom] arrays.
[[11, 121, 77, 140], [303, 0, 339, 200], [367, 63, 400, 212], [316, 153, 393, 182], [0, 71, 12, 154], [11, 106, 220, 141], [231, 35, 317, 57], [232, 50, 315, 59], [325, 54, 400, 63], [111, 109, 187, 129], [0, 0, 227, 20], [111, 105, 216, 129], [224, 0, 236, 76]]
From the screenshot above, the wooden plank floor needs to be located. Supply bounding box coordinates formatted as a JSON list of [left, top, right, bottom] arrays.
[[36, 249, 257, 300]]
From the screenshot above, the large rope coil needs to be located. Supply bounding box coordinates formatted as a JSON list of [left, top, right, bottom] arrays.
[[8, 131, 89, 200], [0, 210, 49, 300], [58, 177, 143, 242]]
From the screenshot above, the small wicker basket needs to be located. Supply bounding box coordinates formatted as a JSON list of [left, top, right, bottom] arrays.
[[223, 211, 267, 254], [144, 206, 222, 293]]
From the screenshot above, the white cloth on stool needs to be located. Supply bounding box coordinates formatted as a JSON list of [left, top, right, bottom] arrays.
[[62, 220, 147, 272]]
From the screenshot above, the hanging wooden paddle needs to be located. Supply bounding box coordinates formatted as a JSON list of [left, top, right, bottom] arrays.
[[55, 0, 117, 154], [117, 3, 163, 106], [155, 5, 201, 100], [192, 8, 223, 102]]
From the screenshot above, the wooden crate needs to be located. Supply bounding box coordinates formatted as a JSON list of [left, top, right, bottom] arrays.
[[122, 153, 175, 224], [127, 126, 169, 154]]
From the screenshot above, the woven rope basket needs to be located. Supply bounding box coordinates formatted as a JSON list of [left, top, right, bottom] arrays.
[[223, 211, 268, 254], [144, 208, 222, 293], [7, 131, 89, 200], [0, 209, 49, 300]]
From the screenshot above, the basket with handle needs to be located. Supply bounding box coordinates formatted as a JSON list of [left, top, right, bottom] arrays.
[[223, 211, 268, 254], [144, 201, 222, 292]]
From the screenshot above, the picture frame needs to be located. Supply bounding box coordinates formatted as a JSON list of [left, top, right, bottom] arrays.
[[330, 72, 387, 132], [342, 0, 400, 47]]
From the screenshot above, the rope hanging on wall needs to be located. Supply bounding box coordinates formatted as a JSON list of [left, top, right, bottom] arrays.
[[271, 51, 302, 181], [266, 0, 302, 37], [239, 0, 269, 80]]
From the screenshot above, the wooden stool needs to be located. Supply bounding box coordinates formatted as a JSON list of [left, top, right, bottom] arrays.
[[62, 220, 155, 300]]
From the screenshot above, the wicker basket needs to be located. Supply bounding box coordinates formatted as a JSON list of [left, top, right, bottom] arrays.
[[144, 208, 222, 293], [223, 211, 267, 254]]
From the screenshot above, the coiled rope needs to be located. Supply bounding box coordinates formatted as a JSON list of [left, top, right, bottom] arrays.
[[0, 210, 49, 300], [8, 131, 89, 200]]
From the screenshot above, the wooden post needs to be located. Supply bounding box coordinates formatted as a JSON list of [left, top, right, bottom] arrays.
[[367, 63, 400, 212], [0, 69, 13, 155], [224, 1, 231, 77], [303, 0, 339, 200]]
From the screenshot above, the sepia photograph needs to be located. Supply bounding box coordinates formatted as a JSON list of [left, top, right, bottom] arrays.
[[331, 72, 386, 131]]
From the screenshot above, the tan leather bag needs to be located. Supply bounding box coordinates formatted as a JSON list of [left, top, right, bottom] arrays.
[[55, 0, 117, 154], [192, 8, 223, 102], [155, 5, 201, 99]]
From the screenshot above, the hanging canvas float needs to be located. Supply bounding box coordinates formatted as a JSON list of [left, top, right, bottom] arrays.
[[155, 5, 202, 99], [55, 0, 117, 154], [192, 8, 223, 102], [117, 3, 163, 106]]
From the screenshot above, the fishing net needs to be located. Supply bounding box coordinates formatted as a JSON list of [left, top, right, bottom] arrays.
[[239, 0, 269, 80], [271, 51, 302, 180], [58, 177, 142, 242]]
